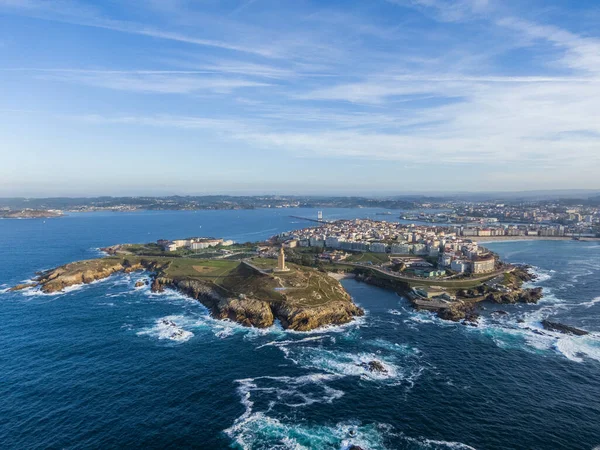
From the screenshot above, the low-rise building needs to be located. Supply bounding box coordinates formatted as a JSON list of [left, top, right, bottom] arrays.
[[472, 255, 495, 274]]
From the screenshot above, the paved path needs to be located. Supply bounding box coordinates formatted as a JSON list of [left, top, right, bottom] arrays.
[[241, 260, 271, 276], [336, 262, 508, 286]]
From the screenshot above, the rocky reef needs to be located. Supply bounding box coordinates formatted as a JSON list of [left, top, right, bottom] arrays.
[[541, 320, 589, 336], [17, 255, 363, 332], [485, 287, 543, 304]]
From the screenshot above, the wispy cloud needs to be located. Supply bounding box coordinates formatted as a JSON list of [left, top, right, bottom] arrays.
[[497, 17, 600, 74], [385, 0, 491, 22], [0, 0, 277, 57], [2, 0, 600, 191], [6, 68, 273, 94]]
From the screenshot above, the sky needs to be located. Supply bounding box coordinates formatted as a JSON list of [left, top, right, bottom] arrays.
[[1, 0, 600, 196]]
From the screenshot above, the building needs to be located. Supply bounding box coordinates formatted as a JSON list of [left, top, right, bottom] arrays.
[[451, 260, 470, 273], [472, 255, 496, 274], [274, 247, 290, 272], [369, 242, 387, 253], [325, 237, 340, 248], [390, 243, 411, 254]]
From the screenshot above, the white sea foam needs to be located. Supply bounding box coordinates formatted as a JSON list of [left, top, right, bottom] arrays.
[[554, 334, 600, 363], [579, 296, 600, 309], [524, 266, 554, 285], [415, 438, 478, 449], [256, 335, 329, 350], [277, 346, 414, 384], [405, 310, 455, 327], [136, 315, 194, 342], [226, 376, 475, 450], [225, 375, 393, 450], [20, 282, 88, 297], [467, 311, 600, 363], [388, 309, 403, 316]]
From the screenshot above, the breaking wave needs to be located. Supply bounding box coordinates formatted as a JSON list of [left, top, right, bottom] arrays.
[[136, 315, 194, 343]]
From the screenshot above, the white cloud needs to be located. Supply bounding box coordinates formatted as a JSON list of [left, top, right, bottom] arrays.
[[26, 69, 271, 94], [0, 0, 276, 57], [497, 17, 600, 74], [386, 0, 491, 22]]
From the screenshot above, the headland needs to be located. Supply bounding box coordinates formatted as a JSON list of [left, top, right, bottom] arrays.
[[12, 242, 363, 332], [10, 219, 554, 330], [0, 209, 63, 219]]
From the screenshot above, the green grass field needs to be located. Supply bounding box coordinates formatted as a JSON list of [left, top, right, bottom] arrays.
[[345, 252, 390, 264], [161, 258, 240, 281]]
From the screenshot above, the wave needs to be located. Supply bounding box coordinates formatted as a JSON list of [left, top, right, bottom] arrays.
[[467, 312, 600, 363], [225, 374, 393, 449], [136, 315, 194, 343], [256, 335, 330, 350], [554, 335, 600, 363], [280, 346, 420, 385], [525, 266, 555, 284], [579, 296, 600, 309], [408, 438, 477, 449], [225, 372, 475, 449]]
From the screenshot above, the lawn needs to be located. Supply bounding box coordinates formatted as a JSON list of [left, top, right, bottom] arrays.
[[162, 258, 239, 281], [345, 252, 390, 264]]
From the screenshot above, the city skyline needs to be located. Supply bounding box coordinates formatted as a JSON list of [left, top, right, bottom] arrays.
[[1, 0, 600, 196]]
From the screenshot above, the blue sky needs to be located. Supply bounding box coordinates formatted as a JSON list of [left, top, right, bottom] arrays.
[[1, 0, 599, 196]]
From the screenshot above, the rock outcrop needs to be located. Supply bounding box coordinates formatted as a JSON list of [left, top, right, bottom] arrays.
[[486, 287, 543, 304], [36, 259, 143, 293], [541, 320, 589, 336], [359, 360, 387, 373], [8, 283, 37, 292], [273, 299, 364, 331], [21, 256, 363, 332]]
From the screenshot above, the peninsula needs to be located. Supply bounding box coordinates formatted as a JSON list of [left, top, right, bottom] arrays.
[[11, 221, 547, 330], [13, 240, 363, 332], [0, 209, 63, 219]]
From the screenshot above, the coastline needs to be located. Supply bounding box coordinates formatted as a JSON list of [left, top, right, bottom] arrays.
[[471, 236, 600, 243]]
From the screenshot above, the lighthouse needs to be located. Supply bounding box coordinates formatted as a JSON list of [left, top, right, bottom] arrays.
[[275, 246, 289, 272]]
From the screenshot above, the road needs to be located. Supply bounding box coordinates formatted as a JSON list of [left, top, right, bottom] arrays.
[[335, 262, 508, 286]]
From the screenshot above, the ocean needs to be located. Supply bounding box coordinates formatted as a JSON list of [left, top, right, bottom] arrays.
[[1, 209, 599, 449]]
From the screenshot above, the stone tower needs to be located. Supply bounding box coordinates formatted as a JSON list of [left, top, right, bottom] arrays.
[[277, 246, 287, 271]]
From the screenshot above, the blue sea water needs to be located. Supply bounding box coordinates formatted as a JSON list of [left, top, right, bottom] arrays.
[[1, 209, 599, 449]]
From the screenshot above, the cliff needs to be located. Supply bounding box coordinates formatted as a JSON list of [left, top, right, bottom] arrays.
[[19, 255, 363, 332]]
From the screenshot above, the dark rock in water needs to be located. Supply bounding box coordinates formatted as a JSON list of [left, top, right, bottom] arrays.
[[517, 318, 525, 324], [437, 302, 475, 322], [348, 446, 364, 450], [135, 281, 145, 288], [8, 283, 36, 292], [492, 310, 508, 316], [461, 312, 480, 327], [486, 287, 543, 304], [359, 360, 387, 373], [151, 278, 164, 293], [541, 320, 589, 336]]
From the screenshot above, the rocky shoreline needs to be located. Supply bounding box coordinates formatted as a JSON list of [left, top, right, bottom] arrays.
[[13, 256, 363, 332], [355, 265, 546, 324]]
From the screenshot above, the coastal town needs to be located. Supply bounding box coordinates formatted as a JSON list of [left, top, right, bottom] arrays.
[[276, 219, 500, 277], [13, 212, 588, 332]]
